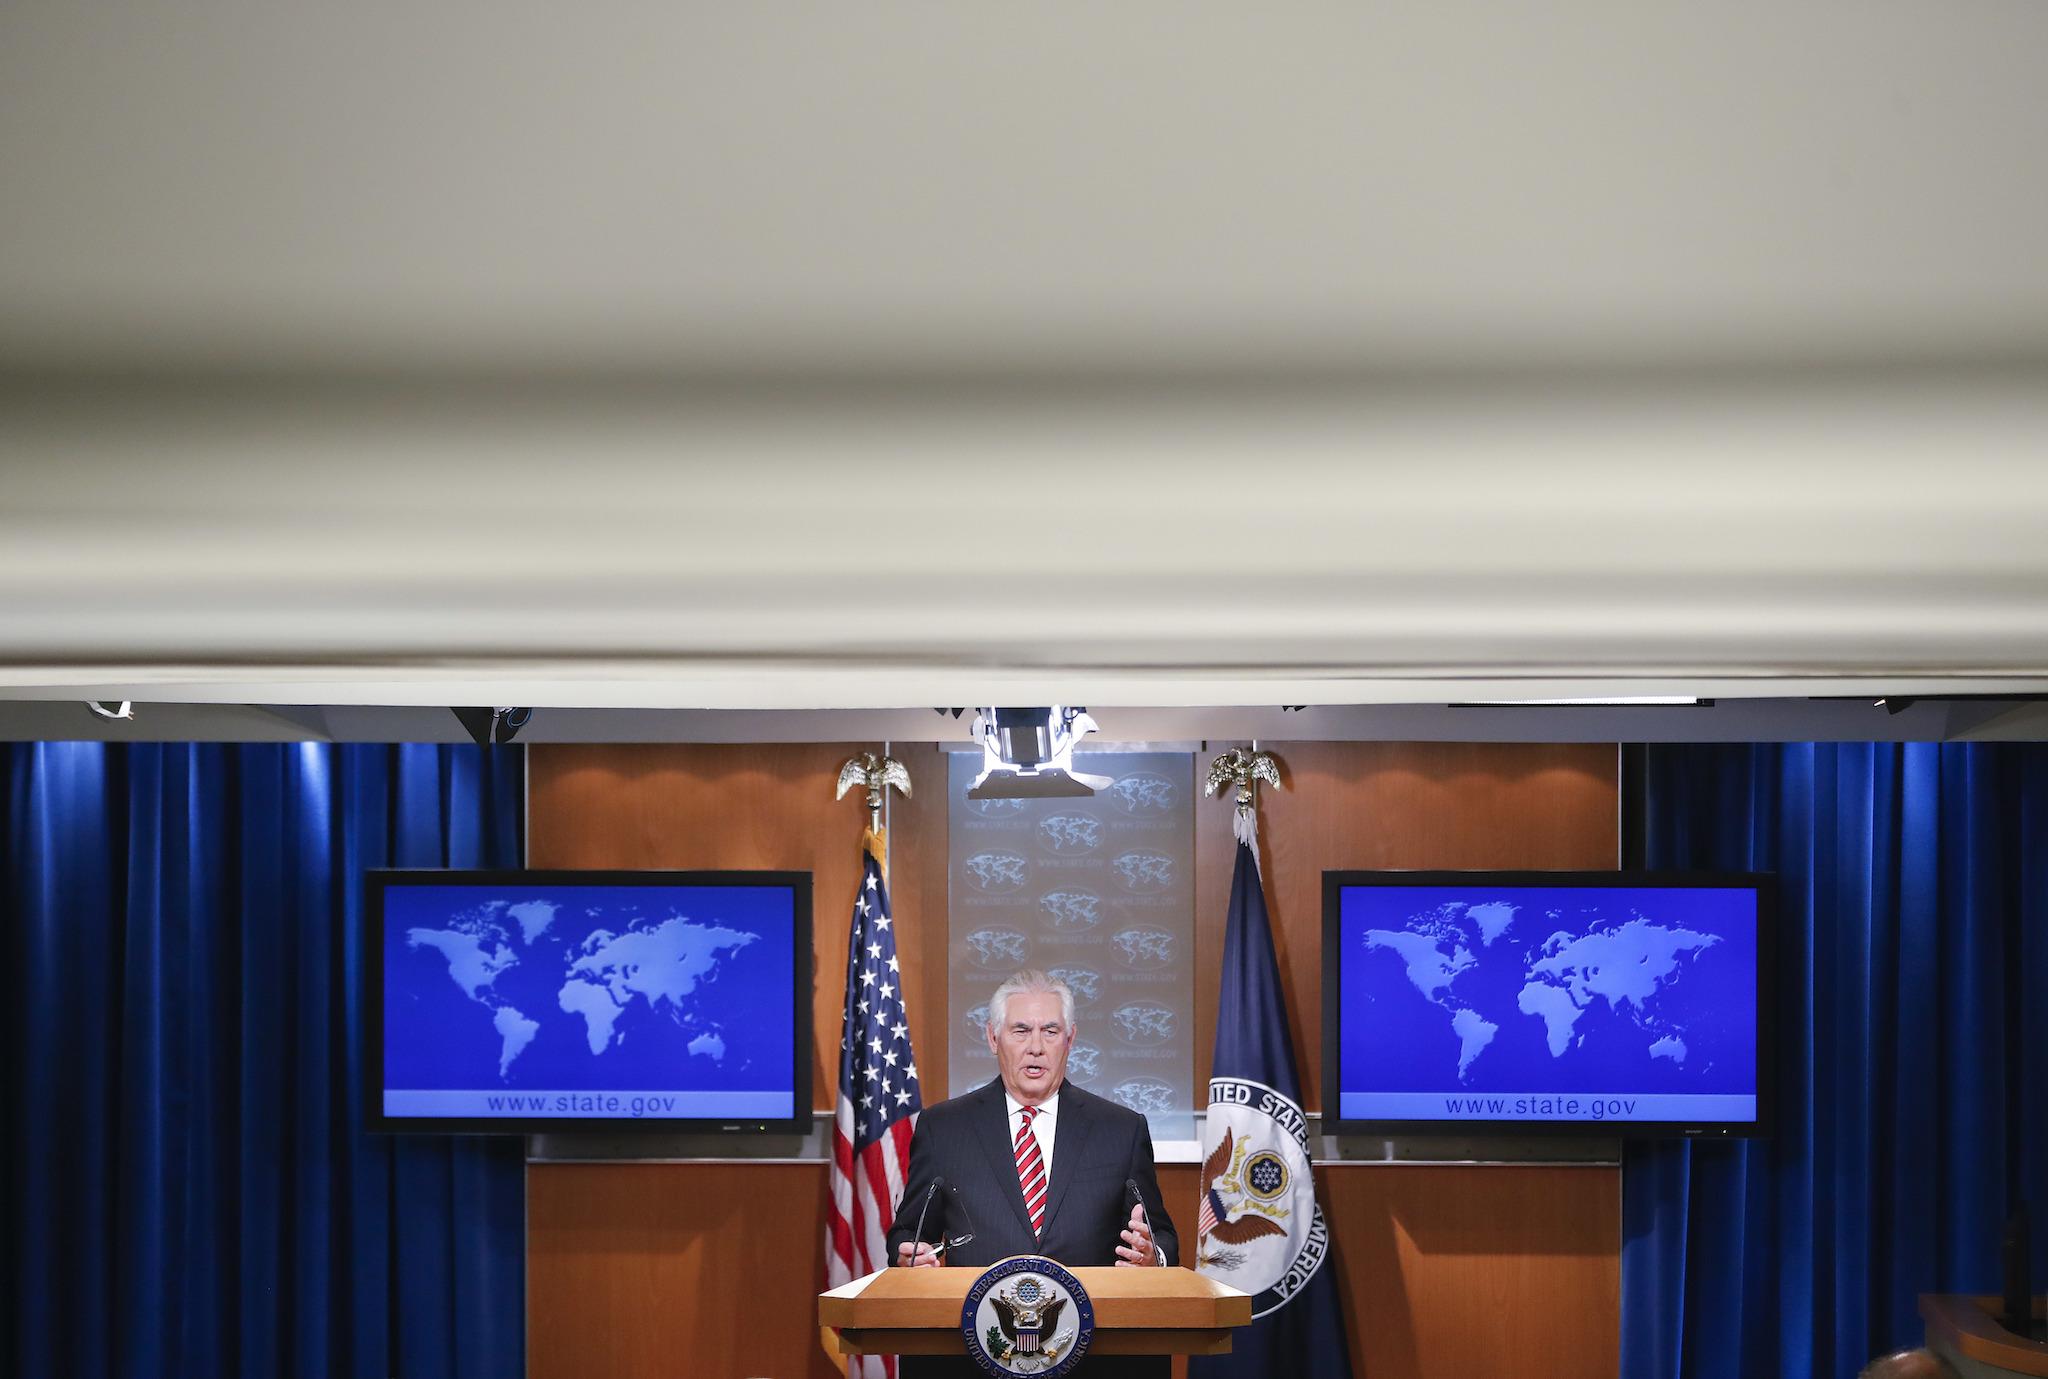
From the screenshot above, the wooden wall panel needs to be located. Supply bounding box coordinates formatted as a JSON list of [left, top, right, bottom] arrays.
[[1153, 1162, 1620, 1379], [529, 1162, 843, 1379], [1325, 1164, 1619, 1379], [890, 743, 956, 1107]]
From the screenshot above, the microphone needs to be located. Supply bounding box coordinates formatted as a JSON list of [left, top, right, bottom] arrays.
[[906, 1176, 947, 1266], [1125, 1177, 1156, 1264], [943, 1182, 978, 1251]]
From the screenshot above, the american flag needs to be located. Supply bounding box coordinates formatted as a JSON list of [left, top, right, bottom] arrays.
[[826, 828, 921, 1379]]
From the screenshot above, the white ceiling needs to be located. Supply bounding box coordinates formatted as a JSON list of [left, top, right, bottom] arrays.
[[6, 2, 2048, 371], [4, 2, 2048, 734]]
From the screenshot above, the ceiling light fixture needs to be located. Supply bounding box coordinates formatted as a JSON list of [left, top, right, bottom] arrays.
[[967, 706, 1111, 799]]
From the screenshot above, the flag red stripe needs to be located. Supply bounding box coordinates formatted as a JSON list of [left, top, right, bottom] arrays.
[[853, 1153, 887, 1277], [830, 1151, 860, 1258], [827, 1126, 858, 1274], [858, 1139, 896, 1267]]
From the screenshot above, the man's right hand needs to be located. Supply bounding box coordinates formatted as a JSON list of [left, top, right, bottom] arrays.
[[896, 1241, 941, 1268]]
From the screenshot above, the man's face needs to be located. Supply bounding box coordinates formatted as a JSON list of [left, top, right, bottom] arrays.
[[987, 989, 1073, 1106]]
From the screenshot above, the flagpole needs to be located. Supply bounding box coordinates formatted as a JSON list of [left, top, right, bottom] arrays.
[[1195, 745, 1353, 1379], [826, 748, 917, 1379]]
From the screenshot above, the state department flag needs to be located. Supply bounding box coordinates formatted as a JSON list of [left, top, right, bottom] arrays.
[[1191, 839, 1353, 1379]]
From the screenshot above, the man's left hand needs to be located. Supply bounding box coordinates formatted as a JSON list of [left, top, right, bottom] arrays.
[[1115, 1203, 1160, 1267]]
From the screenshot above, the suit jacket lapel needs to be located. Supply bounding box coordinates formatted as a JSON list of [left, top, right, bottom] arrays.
[[1038, 1082, 1095, 1238], [972, 1079, 1036, 1237]]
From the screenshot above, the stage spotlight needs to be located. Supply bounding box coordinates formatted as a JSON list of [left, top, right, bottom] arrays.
[[452, 707, 533, 746], [1876, 698, 1916, 716], [84, 700, 134, 721], [967, 706, 1111, 799]]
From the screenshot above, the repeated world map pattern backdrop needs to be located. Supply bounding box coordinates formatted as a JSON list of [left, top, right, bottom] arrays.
[[946, 751, 1196, 1141]]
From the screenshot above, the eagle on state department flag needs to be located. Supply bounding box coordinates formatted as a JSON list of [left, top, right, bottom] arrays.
[[1196, 1126, 1288, 1248]]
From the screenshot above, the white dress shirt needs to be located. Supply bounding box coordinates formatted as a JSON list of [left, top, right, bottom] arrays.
[[1004, 1089, 1060, 1182]]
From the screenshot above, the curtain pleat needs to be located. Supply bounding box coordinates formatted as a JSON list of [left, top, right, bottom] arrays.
[[1620, 743, 2048, 1379], [1, 742, 526, 1379]]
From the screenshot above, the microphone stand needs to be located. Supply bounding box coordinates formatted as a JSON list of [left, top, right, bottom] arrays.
[[907, 1176, 946, 1266]]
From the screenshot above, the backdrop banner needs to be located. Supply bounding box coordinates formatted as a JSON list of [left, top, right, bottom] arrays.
[[947, 751, 1196, 1142]]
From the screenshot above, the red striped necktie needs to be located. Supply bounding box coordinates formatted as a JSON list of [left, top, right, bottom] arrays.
[[1014, 1105, 1047, 1236]]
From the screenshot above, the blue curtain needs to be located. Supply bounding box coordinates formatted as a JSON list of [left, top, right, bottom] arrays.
[[1621, 743, 2048, 1379], [0, 743, 527, 1379]]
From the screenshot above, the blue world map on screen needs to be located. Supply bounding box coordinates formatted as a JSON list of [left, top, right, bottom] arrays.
[[1338, 885, 1758, 1102], [383, 883, 796, 1113]]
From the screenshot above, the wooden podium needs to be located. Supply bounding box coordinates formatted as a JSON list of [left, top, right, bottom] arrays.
[[820, 1265, 1252, 1358], [1922, 1295, 2048, 1377]]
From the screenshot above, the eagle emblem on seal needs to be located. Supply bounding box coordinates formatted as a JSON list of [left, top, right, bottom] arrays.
[[962, 1256, 1095, 1377], [991, 1277, 1069, 1359], [1197, 1126, 1289, 1258]]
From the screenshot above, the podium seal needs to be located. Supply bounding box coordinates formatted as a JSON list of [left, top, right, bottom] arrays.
[[960, 1255, 1095, 1377]]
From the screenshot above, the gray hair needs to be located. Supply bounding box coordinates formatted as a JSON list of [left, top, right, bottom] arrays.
[[987, 970, 1076, 1031]]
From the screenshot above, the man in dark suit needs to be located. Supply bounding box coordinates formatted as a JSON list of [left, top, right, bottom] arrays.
[[886, 969, 1178, 1377]]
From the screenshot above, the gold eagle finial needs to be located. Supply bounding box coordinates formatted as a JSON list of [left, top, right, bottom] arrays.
[[1205, 747, 1282, 843], [837, 751, 912, 834]]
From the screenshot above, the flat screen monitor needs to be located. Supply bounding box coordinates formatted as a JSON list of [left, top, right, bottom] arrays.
[[1322, 871, 1772, 1137], [367, 869, 811, 1133]]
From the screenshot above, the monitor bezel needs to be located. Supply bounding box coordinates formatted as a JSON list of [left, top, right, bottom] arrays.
[[1320, 869, 1776, 1140], [365, 868, 814, 1136]]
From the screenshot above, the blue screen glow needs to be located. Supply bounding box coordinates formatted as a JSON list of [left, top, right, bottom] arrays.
[[381, 881, 799, 1122], [1334, 884, 1759, 1126]]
